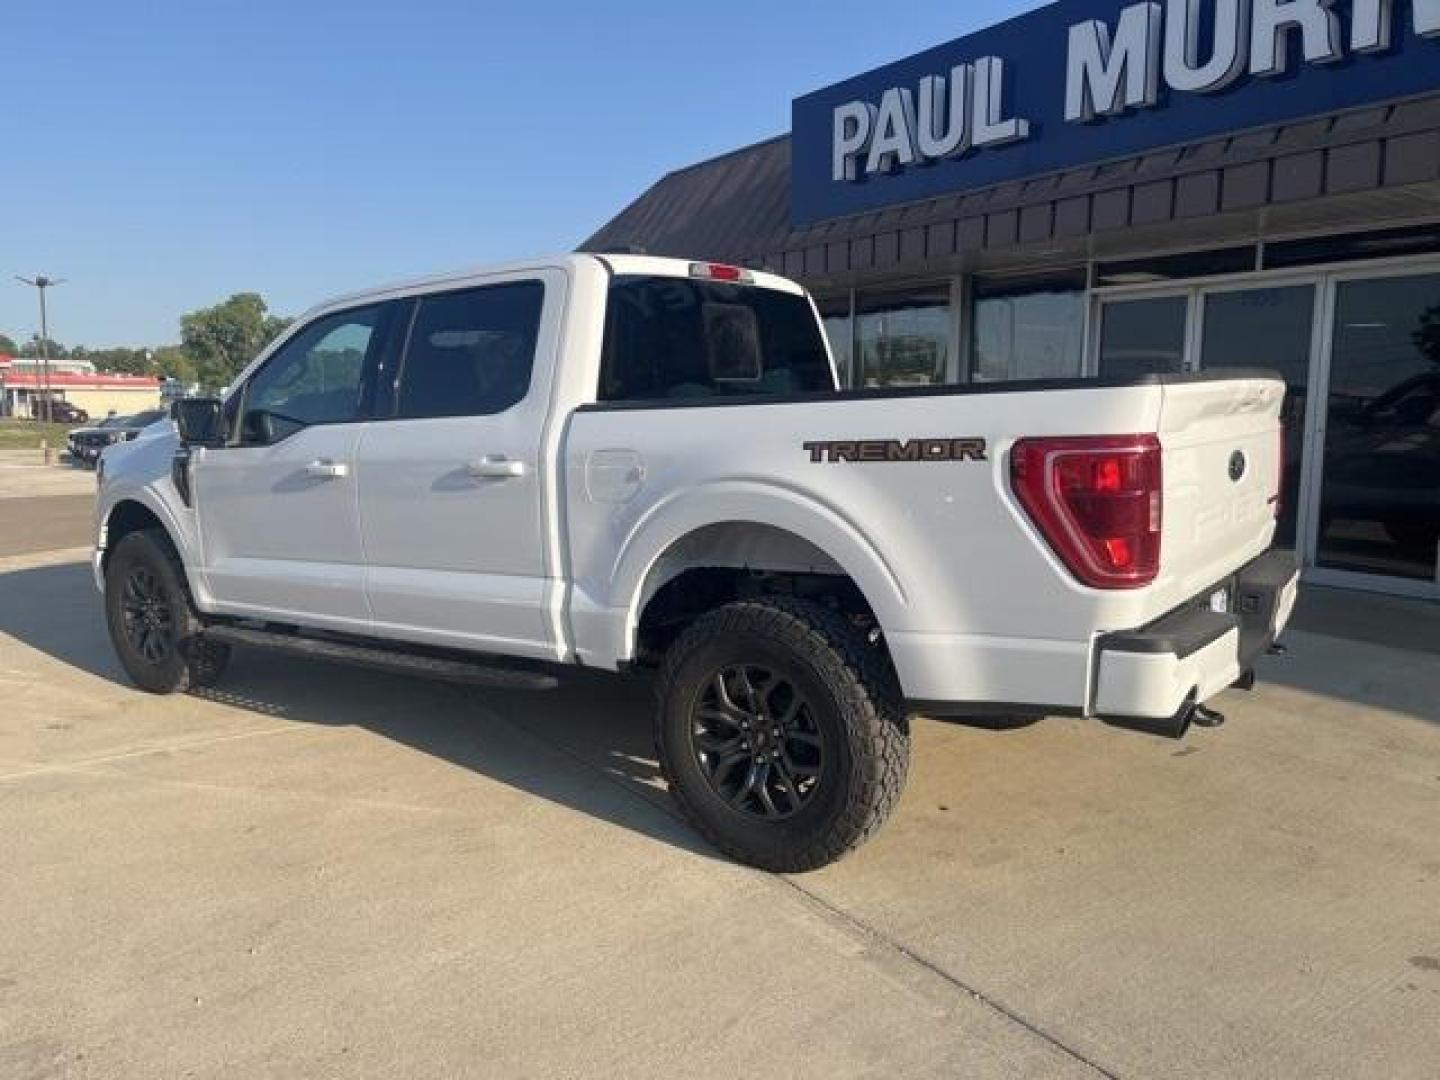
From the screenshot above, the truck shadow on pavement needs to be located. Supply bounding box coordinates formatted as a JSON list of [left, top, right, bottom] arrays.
[[2, 558, 1436, 866], [0, 560, 722, 864]]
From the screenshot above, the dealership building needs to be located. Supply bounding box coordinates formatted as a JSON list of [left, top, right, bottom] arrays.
[[586, 0, 1440, 600]]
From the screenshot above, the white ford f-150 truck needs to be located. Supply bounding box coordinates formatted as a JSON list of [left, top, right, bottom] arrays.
[[94, 254, 1297, 870]]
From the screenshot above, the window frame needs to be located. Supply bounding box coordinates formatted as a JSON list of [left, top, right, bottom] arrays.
[[377, 278, 548, 422], [229, 300, 393, 446]]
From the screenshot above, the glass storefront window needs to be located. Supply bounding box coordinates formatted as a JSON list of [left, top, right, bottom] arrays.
[[1264, 224, 1440, 271], [1201, 285, 1317, 547], [855, 285, 950, 388], [1317, 274, 1440, 583], [1095, 247, 1254, 287], [815, 294, 854, 387], [971, 275, 1086, 382], [1098, 297, 1188, 377]]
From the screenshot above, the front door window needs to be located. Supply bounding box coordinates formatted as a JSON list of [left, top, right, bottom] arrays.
[[240, 307, 379, 444]]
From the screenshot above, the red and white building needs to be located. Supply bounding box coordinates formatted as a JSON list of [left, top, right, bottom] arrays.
[[0, 355, 161, 420]]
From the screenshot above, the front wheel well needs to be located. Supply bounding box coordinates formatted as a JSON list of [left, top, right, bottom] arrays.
[[102, 500, 169, 571]]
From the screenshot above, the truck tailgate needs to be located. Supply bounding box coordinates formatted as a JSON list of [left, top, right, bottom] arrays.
[[1156, 375, 1286, 608]]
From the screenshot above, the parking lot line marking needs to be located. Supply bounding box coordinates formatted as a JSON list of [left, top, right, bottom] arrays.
[[17, 764, 465, 817], [0, 724, 304, 783], [459, 685, 1123, 1077], [778, 880, 1123, 1079]]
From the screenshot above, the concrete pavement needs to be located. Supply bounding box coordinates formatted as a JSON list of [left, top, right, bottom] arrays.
[[0, 449, 97, 499], [0, 450, 96, 558], [0, 496, 95, 558], [1, 542, 1437, 1078]]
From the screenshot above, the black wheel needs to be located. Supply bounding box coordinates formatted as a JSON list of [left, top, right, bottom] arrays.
[[104, 529, 230, 694], [656, 598, 909, 873]]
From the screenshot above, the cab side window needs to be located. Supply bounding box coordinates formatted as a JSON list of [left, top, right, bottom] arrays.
[[393, 282, 545, 420], [240, 306, 380, 444]]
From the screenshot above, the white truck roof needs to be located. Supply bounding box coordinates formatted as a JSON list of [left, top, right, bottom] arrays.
[[302, 254, 803, 324]]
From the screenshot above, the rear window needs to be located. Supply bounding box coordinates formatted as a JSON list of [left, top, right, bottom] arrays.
[[599, 276, 834, 403]]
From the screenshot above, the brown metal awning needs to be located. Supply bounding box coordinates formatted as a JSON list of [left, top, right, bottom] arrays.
[[582, 95, 1440, 287]]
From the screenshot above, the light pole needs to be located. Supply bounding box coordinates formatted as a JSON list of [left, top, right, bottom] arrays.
[[15, 275, 66, 423]]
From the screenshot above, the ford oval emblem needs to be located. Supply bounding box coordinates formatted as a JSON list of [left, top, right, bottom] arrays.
[[1229, 450, 1247, 482]]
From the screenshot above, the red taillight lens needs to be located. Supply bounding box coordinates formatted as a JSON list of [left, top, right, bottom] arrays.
[[688, 261, 752, 284], [1011, 434, 1163, 589]]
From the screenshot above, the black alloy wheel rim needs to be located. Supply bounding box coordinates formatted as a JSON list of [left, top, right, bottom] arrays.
[[121, 565, 175, 664], [690, 664, 824, 821]]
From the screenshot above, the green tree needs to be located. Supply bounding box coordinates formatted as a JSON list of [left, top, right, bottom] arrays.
[[180, 293, 291, 392], [18, 336, 68, 360], [84, 347, 154, 376], [152, 345, 198, 385], [0, 332, 18, 355]]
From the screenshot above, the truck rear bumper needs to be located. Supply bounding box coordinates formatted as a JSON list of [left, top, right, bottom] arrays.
[[901, 549, 1298, 732], [1093, 548, 1299, 730]]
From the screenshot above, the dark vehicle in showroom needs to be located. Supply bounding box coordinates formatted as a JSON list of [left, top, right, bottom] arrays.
[[1321, 372, 1440, 558], [68, 410, 170, 467]]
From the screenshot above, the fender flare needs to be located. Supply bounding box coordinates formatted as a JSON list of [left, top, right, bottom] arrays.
[[98, 484, 209, 605], [611, 480, 910, 658]]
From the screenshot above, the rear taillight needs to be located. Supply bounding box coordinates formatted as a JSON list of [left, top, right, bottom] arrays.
[[1011, 434, 1163, 589]]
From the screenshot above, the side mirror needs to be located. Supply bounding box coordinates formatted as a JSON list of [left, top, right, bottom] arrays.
[[173, 398, 224, 446]]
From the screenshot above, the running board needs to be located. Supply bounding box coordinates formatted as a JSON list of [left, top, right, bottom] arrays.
[[203, 625, 558, 691]]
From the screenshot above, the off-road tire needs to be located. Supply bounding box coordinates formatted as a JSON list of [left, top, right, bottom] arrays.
[[656, 598, 909, 873], [104, 528, 230, 694]]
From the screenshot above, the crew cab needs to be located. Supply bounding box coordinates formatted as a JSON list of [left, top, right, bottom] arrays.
[[93, 254, 1297, 871]]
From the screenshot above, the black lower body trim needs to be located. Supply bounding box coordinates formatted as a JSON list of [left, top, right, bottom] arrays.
[[1099, 548, 1298, 665], [906, 700, 1084, 720]]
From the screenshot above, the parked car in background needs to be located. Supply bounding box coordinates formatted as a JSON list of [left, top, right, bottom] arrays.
[[1321, 372, 1440, 557], [38, 400, 90, 424], [68, 409, 169, 466]]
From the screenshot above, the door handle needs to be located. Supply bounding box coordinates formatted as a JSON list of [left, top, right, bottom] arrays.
[[467, 456, 528, 480], [305, 459, 349, 480]]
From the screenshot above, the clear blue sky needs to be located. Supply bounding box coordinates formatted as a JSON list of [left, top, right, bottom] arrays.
[[1, 0, 1035, 347]]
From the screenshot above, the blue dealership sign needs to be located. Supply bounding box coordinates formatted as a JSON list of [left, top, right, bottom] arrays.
[[791, 0, 1440, 227]]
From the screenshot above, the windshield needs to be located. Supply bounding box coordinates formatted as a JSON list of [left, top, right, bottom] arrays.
[[98, 415, 132, 428]]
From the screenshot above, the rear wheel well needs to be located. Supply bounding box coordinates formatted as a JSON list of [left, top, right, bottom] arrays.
[[633, 524, 894, 671], [637, 567, 886, 669]]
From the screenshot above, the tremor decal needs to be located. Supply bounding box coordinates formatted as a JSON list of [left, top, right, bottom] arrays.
[[803, 438, 988, 464]]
